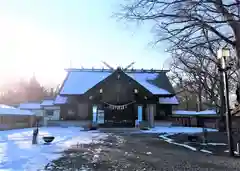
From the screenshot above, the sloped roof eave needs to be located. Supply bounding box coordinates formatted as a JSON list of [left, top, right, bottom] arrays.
[[59, 69, 174, 96]]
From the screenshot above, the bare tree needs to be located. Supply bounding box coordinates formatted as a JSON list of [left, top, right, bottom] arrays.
[[120, 0, 240, 60], [169, 41, 238, 108], [118, 0, 240, 110]]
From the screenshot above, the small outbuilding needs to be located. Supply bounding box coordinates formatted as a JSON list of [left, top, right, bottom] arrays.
[[41, 99, 60, 121], [171, 110, 219, 129], [0, 104, 36, 130]]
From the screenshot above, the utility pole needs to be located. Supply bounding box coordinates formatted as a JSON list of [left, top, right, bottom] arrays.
[[223, 60, 234, 157], [219, 71, 226, 131], [218, 48, 234, 157]]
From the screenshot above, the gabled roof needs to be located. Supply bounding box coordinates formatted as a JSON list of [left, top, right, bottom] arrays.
[[159, 96, 179, 105], [60, 71, 111, 95], [18, 102, 42, 110], [59, 68, 175, 96], [126, 72, 171, 95], [41, 99, 55, 106], [54, 95, 68, 105]]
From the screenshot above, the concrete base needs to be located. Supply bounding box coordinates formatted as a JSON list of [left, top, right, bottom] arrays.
[[47, 120, 90, 127], [98, 127, 140, 132], [155, 121, 172, 127]]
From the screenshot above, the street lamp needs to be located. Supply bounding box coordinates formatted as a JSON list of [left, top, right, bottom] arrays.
[[217, 47, 234, 157]]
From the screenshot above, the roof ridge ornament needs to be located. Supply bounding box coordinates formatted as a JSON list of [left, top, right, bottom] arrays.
[[101, 61, 114, 70], [123, 62, 135, 71]]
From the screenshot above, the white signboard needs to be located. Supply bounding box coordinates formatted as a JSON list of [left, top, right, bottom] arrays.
[[92, 105, 97, 122], [97, 110, 105, 124]]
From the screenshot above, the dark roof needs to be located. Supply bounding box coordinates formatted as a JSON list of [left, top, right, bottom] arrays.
[[58, 68, 175, 96]]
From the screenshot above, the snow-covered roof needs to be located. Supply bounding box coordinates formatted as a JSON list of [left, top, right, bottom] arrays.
[[41, 99, 54, 106], [159, 96, 179, 104], [60, 71, 111, 95], [54, 95, 68, 105], [126, 73, 171, 95], [0, 105, 34, 115], [197, 110, 217, 115], [173, 110, 217, 116], [18, 102, 42, 110], [60, 70, 172, 95], [0, 104, 16, 109]]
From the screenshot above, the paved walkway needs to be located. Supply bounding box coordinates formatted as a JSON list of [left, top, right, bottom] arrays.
[[45, 132, 240, 170]]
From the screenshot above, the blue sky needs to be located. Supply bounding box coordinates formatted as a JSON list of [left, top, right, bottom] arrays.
[[0, 0, 169, 86]]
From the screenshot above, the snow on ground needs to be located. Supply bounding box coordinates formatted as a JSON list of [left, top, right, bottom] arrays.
[[159, 134, 197, 151], [0, 127, 107, 171], [140, 126, 219, 154], [141, 126, 217, 134]]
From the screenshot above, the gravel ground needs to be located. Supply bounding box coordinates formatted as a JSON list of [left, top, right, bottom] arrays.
[[45, 132, 240, 171], [167, 131, 240, 156]]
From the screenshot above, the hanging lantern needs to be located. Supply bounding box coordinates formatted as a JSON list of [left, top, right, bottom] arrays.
[[99, 88, 103, 94]]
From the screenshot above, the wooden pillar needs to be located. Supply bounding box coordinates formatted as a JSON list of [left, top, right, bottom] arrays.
[[147, 104, 155, 128], [43, 109, 48, 126], [143, 104, 146, 120], [29, 116, 35, 127]]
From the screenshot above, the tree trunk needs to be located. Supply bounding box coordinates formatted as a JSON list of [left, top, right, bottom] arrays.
[[185, 95, 189, 110]]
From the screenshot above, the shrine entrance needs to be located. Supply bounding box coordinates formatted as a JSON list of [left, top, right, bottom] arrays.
[[103, 103, 135, 127], [93, 101, 137, 127], [87, 67, 153, 127]]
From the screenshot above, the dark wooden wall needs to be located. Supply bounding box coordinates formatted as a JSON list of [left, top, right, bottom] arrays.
[[84, 69, 153, 105], [171, 116, 219, 129], [155, 104, 172, 120]]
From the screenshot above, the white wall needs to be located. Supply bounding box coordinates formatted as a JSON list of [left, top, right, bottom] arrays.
[[32, 109, 44, 117], [43, 106, 60, 121]]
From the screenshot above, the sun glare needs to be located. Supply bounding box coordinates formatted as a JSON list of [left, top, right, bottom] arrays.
[[0, 16, 68, 85]]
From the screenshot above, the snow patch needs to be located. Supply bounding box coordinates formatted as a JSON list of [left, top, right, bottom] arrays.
[[0, 127, 107, 171], [200, 149, 213, 154], [173, 110, 217, 116], [141, 126, 217, 134], [159, 134, 197, 151]]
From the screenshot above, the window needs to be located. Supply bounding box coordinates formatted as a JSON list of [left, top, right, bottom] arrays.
[[46, 110, 54, 116]]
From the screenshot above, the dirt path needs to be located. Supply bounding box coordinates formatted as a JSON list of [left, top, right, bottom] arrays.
[[45, 132, 240, 171]]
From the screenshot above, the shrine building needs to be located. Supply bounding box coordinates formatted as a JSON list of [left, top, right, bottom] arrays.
[[54, 66, 178, 127]]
